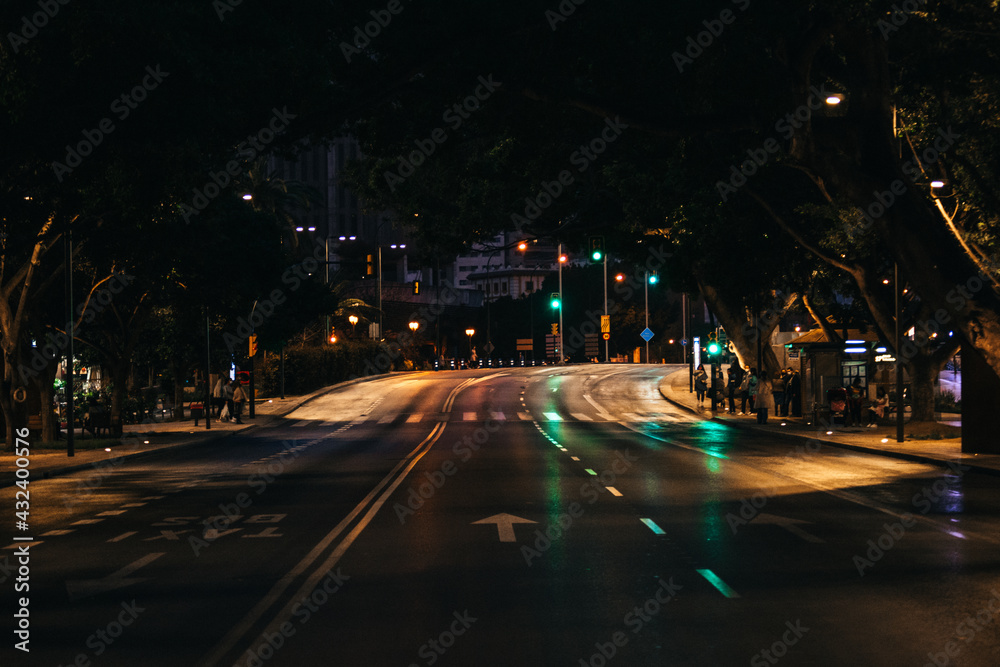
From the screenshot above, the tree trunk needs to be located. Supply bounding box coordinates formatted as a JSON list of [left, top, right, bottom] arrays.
[[35, 361, 59, 442], [108, 362, 128, 438]]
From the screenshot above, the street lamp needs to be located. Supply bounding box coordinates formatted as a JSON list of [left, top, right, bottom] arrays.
[[349, 314, 359, 336], [465, 328, 475, 364], [409, 321, 419, 333]]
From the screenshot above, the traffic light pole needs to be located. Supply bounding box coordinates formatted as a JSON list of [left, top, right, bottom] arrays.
[[558, 243, 564, 364], [603, 252, 609, 362], [644, 272, 650, 364]]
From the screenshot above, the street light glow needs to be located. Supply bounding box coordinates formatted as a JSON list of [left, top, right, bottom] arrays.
[[409, 321, 419, 332]]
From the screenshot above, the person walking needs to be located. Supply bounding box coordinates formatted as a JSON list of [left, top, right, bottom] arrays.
[[232, 379, 247, 424], [694, 364, 708, 406], [755, 373, 775, 424], [223, 378, 235, 422]]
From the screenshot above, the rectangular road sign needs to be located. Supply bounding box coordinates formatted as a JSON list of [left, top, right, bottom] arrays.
[[516, 338, 533, 351], [600, 315, 610, 333]]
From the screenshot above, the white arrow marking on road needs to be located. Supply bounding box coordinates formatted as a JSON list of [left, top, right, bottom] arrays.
[[472, 514, 537, 542], [66, 552, 165, 601], [754, 513, 825, 543]]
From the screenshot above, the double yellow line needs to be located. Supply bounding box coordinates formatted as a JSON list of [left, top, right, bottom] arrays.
[[201, 375, 491, 666]]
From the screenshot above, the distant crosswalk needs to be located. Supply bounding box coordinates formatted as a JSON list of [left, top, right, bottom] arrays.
[[288, 410, 690, 427]]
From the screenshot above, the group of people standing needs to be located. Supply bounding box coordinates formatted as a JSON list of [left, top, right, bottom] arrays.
[[694, 363, 802, 425], [212, 375, 248, 424]]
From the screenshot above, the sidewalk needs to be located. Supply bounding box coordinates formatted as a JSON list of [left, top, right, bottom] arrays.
[[658, 369, 1000, 476], [1, 380, 363, 486]]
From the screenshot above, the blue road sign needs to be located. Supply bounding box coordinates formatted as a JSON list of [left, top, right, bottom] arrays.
[[640, 327, 654, 342]]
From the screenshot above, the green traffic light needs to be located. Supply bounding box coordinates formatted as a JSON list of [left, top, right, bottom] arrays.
[[591, 250, 602, 261], [551, 298, 561, 309], [648, 274, 659, 284], [707, 342, 720, 355]]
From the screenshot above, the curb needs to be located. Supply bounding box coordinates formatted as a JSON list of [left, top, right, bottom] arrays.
[[656, 379, 1000, 477]]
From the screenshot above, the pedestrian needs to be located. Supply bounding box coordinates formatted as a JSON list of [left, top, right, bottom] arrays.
[[224, 378, 235, 422], [738, 366, 751, 414], [847, 377, 865, 426], [726, 366, 740, 413], [772, 370, 786, 417], [785, 368, 801, 417], [232, 379, 247, 424], [694, 364, 708, 405], [755, 373, 775, 424], [212, 375, 227, 418], [747, 369, 759, 414]]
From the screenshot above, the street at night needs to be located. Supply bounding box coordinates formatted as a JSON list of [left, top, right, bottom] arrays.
[[5, 366, 1000, 665]]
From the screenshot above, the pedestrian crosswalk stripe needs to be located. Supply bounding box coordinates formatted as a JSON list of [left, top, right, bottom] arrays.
[[463, 412, 477, 421], [518, 412, 532, 420], [378, 415, 395, 424], [490, 411, 505, 421], [406, 413, 422, 423], [571, 413, 592, 421], [292, 419, 311, 428], [543, 412, 563, 421]]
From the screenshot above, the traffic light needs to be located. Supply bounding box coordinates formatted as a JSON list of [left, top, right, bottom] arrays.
[[589, 236, 605, 262], [366, 254, 374, 276], [412, 280, 420, 295], [550, 292, 561, 309], [248, 334, 258, 357], [648, 272, 659, 285], [706, 331, 720, 355], [551, 323, 559, 335]]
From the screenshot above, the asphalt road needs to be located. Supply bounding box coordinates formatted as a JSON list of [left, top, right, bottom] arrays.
[[5, 365, 1000, 666]]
